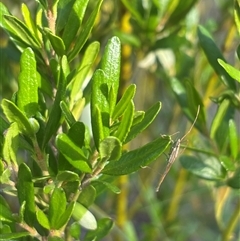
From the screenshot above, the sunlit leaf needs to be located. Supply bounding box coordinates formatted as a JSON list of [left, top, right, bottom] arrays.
[[103, 135, 171, 175]]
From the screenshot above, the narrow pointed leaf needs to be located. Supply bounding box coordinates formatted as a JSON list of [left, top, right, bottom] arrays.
[[112, 84, 136, 120], [17, 163, 35, 226], [44, 28, 66, 56], [49, 187, 66, 229], [103, 135, 171, 175], [17, 48, 38, 117], [70, 41, 99, 102], [56, 133, 91, 173], [227, 167, 240, 189], [57, 171, 79, 182], [43, 56, 68, 147], [124, 102, 161, 143], [55, 201, 75, 229], [68, 0, 103, 62], [100, 36, 121, 115], [78, 186, 96, 207], [36, 209, 50, 230], [0, 196, 15, 222], [180, 155, 225, 180], [62, 0, 89, 50], [210, 99, 230, 139], [84, 218, 114, 241], [91, 69, 110, 149], [3, 122, 19, 165], [1, 99, 35, 137], [0, 232, 30, 240], [114, 100, 134, 142], [234, 0, 240, 35], [229, 119, 239, 160], [99, 136, 122, 162], [3, 14, 41, 48], [198, 26, 236, 90], [21, 3, 39, 37], [218, 59, 240, 83], [92, 180, 121, 194], [68, 121, 85, 147], [60, 100, 76, 127]]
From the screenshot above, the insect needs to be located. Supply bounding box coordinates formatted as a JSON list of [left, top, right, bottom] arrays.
[[156, 106, 200, 192]]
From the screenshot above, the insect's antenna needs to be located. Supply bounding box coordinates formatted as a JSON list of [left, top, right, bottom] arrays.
[[181, 105, 200, 141]]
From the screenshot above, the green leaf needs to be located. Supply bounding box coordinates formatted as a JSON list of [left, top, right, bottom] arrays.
[[132, 111, 145, 125], [103, 135, 171, 175], [56, 133, 91, 173], [36, 209, 50, 230], [92, 180, 121, 194], [227, 167, 240, 189], [170, 78, 206, 132], [44, 28, 66, 56], [70, 41, 100, 104], [99, 136, 122, 162], [21, 3, 39, 38], [68, 0, 103, 62], [0, 224, 11, 234], [113, 100, 134, 142], [0, 232, 30, 240], [17, 163, 35, 226], [0, 169, 11, 184], [49, 187, 66, 229], [60, 100, 76, 127], [121, 0, 145, 26], [18, 201, 26, 223], [0, 115, 9, 134], [124, 101, 161, 143], [55, 201, 75, 229], [218, 59, 240, 83], [68, 121, 85, 148], [210, 99, 230, 139], [43, 56, 68, 147], [62, 0, 89, 50], [228, 119, 239, 160], [100, 36, 121, 116], [78, 186, 96, 207], [36, 0, 47, 9], [3, 14, 41, 48], [17, 48, 38, 117], [234, 0, 240, 35], [57, 171, 79, 182], [164, 0, 197, 29], [180, 155, 225, 180], [0, 195, 15, 222], [1, 99, 35, 137], [3, 122, 19, 165], [220, 155, 235, 172], [0, 3, 10, 28], [72, 202, 97, 230], [56, 0, 74, 33], [112, 84, 136, 121], [91, 70, 110, 149], [84, 218, 114, 241], [69, 222, 81, 240], [198, 26, 236, 91]]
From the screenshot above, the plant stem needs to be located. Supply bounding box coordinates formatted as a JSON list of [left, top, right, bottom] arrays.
[[32, 137, 49, 176], [46, 0, 56, 34], [222, 200, 240, 241]]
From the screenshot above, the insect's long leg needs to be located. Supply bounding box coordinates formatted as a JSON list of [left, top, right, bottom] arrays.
[[180, 105, 200, 142]]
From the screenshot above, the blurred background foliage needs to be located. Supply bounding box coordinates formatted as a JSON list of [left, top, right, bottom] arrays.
[[1, 0, 239, 240]]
